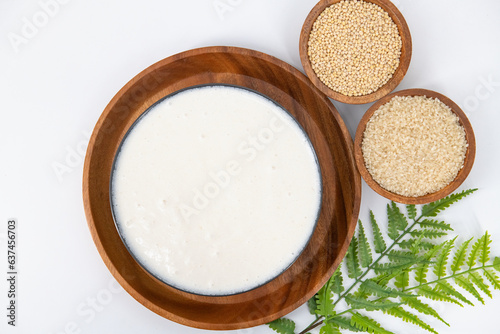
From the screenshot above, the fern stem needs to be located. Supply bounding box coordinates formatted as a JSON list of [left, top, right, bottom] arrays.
[[406, 264, 497, 292]]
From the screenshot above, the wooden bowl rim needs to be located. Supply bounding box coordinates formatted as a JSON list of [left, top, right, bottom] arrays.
[[83, 46, 362, 329], [299, 0, 413, 105], [353, 88, 476, 205]]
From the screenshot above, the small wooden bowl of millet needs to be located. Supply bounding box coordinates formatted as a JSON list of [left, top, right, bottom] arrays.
[[300, 0, 412, 105]]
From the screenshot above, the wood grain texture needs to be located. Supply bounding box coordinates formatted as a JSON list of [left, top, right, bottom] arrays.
[[82, 46, 361, 330], [354, 88, 476, 205], [299, 0, 412, 105]]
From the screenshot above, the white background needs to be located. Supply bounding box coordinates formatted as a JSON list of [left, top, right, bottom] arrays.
[[1, 0, 500, 333]]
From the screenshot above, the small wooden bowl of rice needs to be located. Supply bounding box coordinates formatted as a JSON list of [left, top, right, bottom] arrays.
[[299, 0, 412, 105], [354, 89, 476, 204]]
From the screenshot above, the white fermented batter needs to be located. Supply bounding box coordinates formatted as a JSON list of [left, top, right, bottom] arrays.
[[111, 85, 321, 295]]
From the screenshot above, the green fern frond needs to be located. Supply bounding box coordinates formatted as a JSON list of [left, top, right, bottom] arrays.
[[418, 286, 462, 306], [421, 189, 478, 217], [402, 297, 449, 326], [455, 275, 484, 304], [346, 236, 362, 279], [358, 221, 373, 268], [433, 238, 456, 278], [483, 269, 500, 290], [319, 322, 341, 334], [360, 280, 414, 298], [435, 281, 474, 306], [345, 294, 401, 311], [268, 318, 296, 334], [370, 211, 387, 254], [268, 189, 492, 334], [469, 272, 492, 298], [410, 229, 447, 239], [350, 313, 394, 334], [481, 231, 492, 265], [467, 236, 484, 268], [383, 306, 438, 334], [418, 219, 453, 231], [451, 238, 473, 274], [327, 316, 362, 332], [406, 204, 417, 220]]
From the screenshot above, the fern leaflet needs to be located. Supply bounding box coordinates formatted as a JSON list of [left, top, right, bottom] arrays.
[[394, 270, 410, 290], [406, 204, 417, 220], [483, 269, 500, 291], [418, 219, 453, 231], [370, 210, 387, 253], [330, 267, 344, 295], [435, 281, 473, 306], [387, 250, 419, 263], [433, 238, 456, 279], [455, 275, 484, 304], [415, 243, 445, 284], [384, 306, 438, 334], [346, 236, 362, 279], [387, 202, 407, 240], [402, 297, 449, 326], [358, 220, 373, 268], [399, 239, 434, 252], [469, 272, 492, 298], [410, 229, 447, 239], [418, 286, 462, 306], [307, 296, 318, 315], [345, 294, 401, 311], [350, 313, 393, 334], [360, 280, 414, 298], [451, 238, 473, 274], [494, 257, 500, 271], [467, 236, 484, 268], [420, 189, 477, 217], [269, 318, 296, 334], [481, 231, 492, 265]]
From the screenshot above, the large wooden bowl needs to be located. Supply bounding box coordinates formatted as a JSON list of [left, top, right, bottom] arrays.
[[354, 89, 476, 205], [299, 0, 412, 105], [83, 46, 361, 330]]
